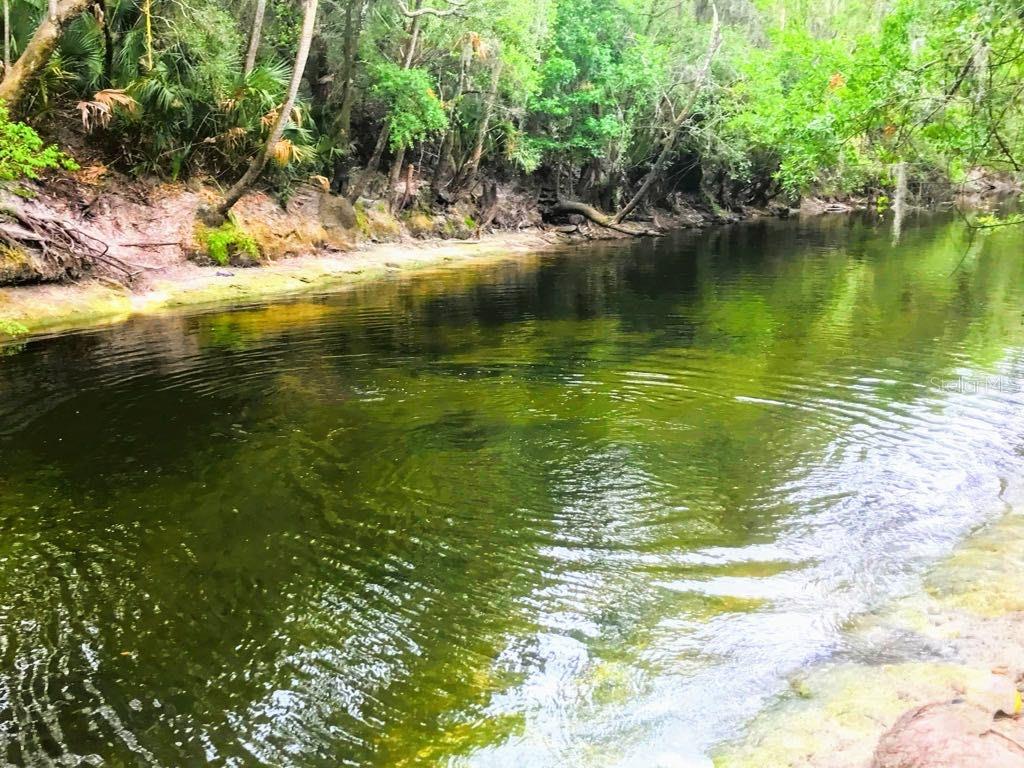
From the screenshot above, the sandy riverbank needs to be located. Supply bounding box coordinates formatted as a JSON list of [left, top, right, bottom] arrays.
[[0, 230, 562, 337]]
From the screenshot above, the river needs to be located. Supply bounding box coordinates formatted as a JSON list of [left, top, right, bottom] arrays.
[[1, 212, 1023, 766]]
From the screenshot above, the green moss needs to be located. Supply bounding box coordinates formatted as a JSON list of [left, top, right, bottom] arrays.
[[351, 202, 402, 242], [404, 210, 436, 238], [196, 217, 261, 266], [354, 204, 372, 238], [0, 243, 27, 266], [0, 319, 28, 338]]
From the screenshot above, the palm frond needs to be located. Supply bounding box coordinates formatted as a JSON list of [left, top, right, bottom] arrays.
[[59, 14, 106, 91]]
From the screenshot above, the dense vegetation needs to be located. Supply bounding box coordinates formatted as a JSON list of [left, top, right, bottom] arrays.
[[0, 0, 1021, 217]]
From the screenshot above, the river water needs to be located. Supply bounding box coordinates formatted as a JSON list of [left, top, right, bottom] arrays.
[[2, 213, 1024, 767]]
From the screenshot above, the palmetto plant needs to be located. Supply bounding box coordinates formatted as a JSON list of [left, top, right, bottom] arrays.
[[77, 87, 136, 130], [5, 0, 313, 178]]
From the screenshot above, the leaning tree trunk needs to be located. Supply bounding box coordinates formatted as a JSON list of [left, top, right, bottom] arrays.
[[243, 0, 267, 76], [452, 56, 502, 199], [216, 0, 318, 218], [613, 6, 721, 224], [0, 0, 93, 111], [346, 125, 389, 201], [386, 147, 407, 209]]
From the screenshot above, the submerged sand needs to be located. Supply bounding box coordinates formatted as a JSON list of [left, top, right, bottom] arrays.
[[0, 231, 558, 336]]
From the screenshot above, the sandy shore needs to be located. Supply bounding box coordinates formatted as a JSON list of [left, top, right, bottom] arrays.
[[0, 230, 560, 337]]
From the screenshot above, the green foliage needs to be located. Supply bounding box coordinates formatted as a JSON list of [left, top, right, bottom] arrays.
[[722, 0, 1024, 197], [0, 103, 77, 181], [24, 0, 308, 180], [197, 219, 261, 266], [6, 0, 1023, 207], [526, 0, 662, 168], [370, 62, 448, 152], [974, 212, 1024, 228]]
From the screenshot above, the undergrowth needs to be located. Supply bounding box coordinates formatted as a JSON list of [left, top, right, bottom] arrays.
[[0, 104, 77, 181], [196, 217, 261, 266]]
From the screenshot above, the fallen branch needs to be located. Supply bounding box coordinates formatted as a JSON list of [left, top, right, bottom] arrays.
[[554, 199, 658, 237], [397, 0, 466, 17], [118, 240, 181, 248]]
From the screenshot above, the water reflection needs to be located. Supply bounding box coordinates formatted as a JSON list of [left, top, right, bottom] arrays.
[[1, 213, 1024, 766]]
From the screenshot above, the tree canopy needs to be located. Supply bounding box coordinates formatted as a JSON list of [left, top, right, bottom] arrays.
[[0, 0, 1020, 213]]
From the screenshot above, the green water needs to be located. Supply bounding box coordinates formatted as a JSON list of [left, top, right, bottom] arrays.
[[2, 213, 1024, 767]]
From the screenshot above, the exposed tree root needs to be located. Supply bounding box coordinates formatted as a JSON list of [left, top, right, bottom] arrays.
[[0, 204, 139, 283]]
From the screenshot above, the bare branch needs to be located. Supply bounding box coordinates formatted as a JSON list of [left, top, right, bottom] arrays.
[[396, 0, 466, 18]]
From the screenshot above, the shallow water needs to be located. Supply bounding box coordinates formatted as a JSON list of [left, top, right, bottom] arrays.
[[2, 213, 1024, 767]]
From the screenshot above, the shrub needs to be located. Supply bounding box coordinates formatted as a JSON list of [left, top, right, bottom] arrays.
[[0, 103, 77, 181], [370, 62, 448, 152]]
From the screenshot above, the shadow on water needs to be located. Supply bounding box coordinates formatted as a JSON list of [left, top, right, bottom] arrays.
[[2, 211, 1024, 765]]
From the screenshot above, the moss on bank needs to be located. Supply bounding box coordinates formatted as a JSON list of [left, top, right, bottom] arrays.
[[194, 218, 262, 266]]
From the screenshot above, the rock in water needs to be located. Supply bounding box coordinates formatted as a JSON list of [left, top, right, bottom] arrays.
[[871, 699, 1024, 767]]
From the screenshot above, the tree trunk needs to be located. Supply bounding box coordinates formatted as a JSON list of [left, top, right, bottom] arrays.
[[0, 0, 92, 111], [347, 0, 420, 203], [385, 5, 423, 206], [335, 0, 367, 151], [216, 0, 318, 218], [305, 33, 331, 115], [99, 0, 114, 87], [243, 0, 267, 76], [431, 36, 472, 194], [400, 2, 422, 69], [644, 0, 659, 35], [452, 56, 502, 199], [892, 160, 907, 245], [397, 162, 415, 211], [613, 6, 721, 224], [2, 0, 10, 75], [143, 0, 152, 69], [346, 124, 389, 201]]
